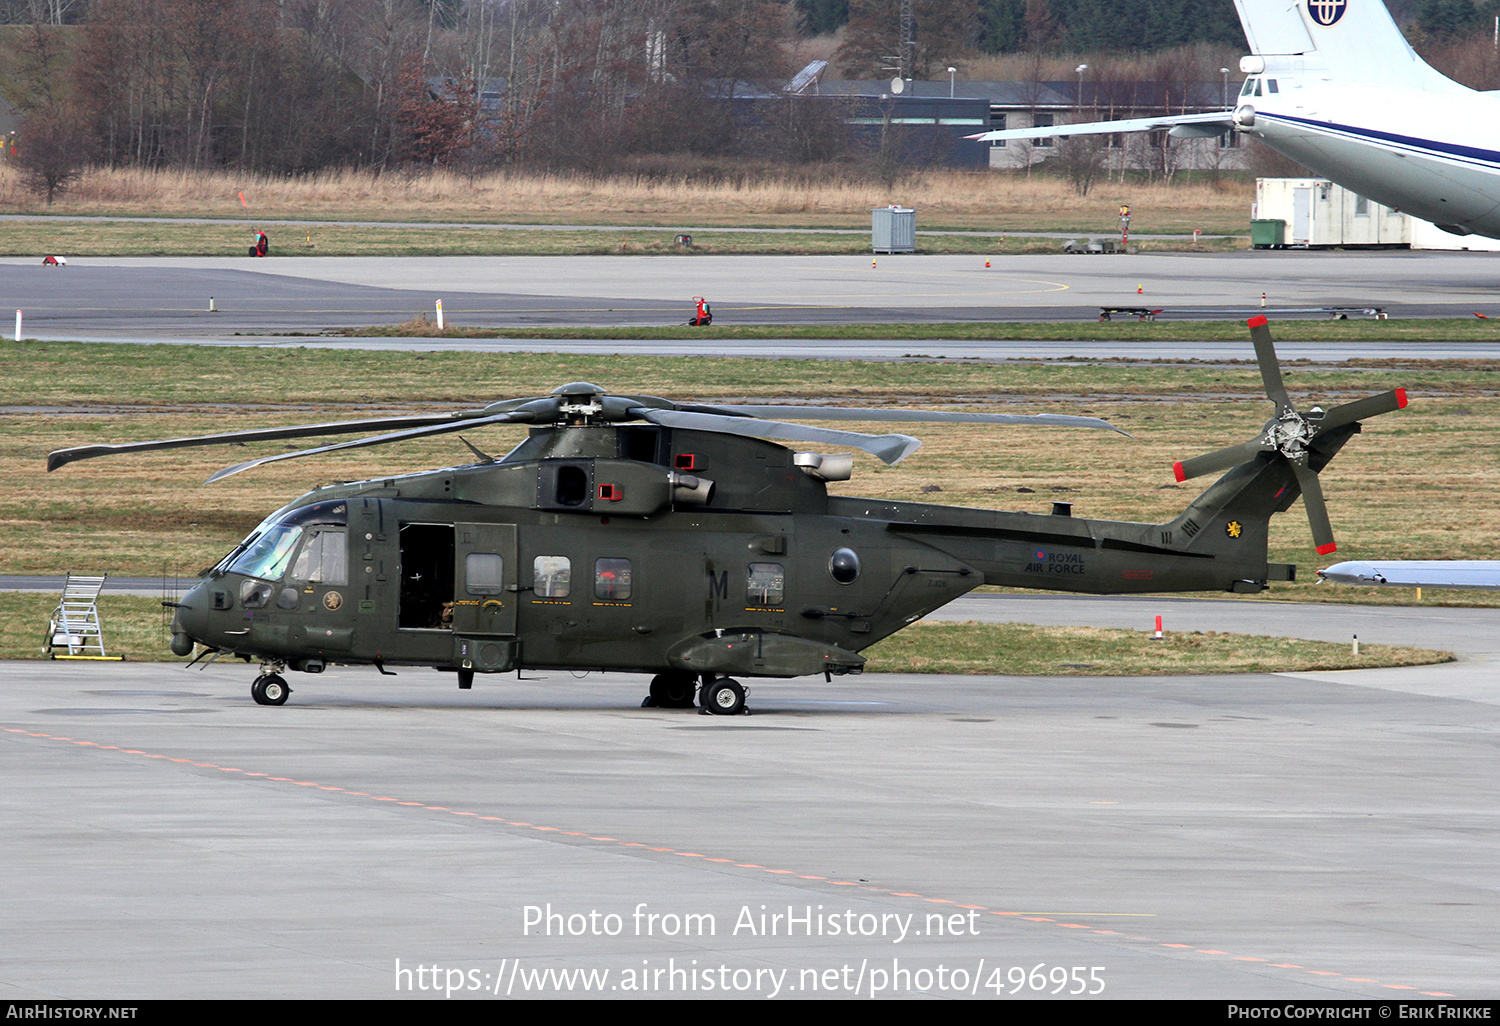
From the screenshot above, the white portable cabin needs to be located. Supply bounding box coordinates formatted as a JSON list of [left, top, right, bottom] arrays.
[[1254, 178, 1407, 246], [1405, 218, 1500, 252]]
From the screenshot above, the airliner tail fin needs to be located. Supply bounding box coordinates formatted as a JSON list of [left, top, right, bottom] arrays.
[[1234, 0, 1455, 89]]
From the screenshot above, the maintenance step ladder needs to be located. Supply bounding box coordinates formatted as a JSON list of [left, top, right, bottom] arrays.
[[45, 574, 124, 660]]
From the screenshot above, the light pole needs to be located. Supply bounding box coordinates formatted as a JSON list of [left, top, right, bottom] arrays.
[[1221, 67, 1230, 108], [1075, 64, 1088, 109], [948, 66, 956, 98]]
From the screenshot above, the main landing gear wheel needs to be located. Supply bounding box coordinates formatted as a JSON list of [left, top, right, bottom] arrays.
[[251, 674, 290, 706], [643, 671, 698, 709], [700, 677, 747, 716]]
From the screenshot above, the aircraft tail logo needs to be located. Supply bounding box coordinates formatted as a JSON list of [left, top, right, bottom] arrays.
[[1306, 0, 1347, 26]]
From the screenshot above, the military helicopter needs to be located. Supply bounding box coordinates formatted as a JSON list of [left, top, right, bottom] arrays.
[[47, 317, 1406, 714]]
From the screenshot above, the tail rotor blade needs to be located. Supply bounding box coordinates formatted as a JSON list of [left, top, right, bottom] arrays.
[[1248, 316, 1292, 412], [1173, 440, 1267, 482], [1316, 388, 1409, 432], [1292, 461, 1337, 555]]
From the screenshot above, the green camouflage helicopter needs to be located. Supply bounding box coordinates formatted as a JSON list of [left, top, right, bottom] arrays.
[[47, 318, 1405, 714]]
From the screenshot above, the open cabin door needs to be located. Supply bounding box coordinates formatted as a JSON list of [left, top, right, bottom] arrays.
[[454, 522, 518, 636]]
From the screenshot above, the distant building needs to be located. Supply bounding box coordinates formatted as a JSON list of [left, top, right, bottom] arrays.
[[821, 79, 1245, 173]]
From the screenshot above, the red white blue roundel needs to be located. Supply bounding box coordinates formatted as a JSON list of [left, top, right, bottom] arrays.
[[1307, 0, 1347, 26], [1035, 550, 1047, 560]]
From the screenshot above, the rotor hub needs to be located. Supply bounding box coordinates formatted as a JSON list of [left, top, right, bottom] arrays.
[[1266, 410, 1315, 461]]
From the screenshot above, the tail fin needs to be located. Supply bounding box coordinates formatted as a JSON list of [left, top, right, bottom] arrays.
[[1233, 0, 1457, 91], [1170, 317, 1408, 556]]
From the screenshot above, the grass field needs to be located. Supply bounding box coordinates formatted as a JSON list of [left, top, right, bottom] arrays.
[[3, 593, 1451, 673], [0, 165, 1255, 237], [340, 317, 1500, 343], [0, 219, 1244, 258]]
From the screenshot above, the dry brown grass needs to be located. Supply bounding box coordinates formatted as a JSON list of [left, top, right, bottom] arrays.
[[0, 164, 1253, 233]]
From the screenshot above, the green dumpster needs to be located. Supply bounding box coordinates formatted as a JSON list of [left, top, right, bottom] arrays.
[[1251, 219, 1286, 249]]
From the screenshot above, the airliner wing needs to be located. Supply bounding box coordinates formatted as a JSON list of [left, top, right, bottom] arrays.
[[967, 110, 1234, 143], [1317, 560, 1500, 590]]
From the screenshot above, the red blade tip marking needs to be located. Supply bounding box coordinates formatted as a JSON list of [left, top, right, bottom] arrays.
[[1247, 315, 1268, 328], [1395, 388, 1408, 408], [1173, 461, 1186, 483], [1316, 542, 1337, 555]]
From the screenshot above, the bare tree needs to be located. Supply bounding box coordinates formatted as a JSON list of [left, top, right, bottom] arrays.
[[836, 0, 980, 80], [15, 103, 93, 203], [1054, 132, 1106, 195]]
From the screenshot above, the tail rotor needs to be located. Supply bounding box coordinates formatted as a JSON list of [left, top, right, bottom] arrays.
[[1171, 316, 1408, 555]]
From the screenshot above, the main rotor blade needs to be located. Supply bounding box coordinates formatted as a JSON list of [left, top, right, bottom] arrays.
[[691, 405, 1129, 435], [635, 408, 921, 465], [1172, 440, 1268, 482], [1292, 461, 1337, 555], [47, 411, 495, 472], [1248, 316, 1292, 413], [1315, 389, 1409, 433], [204, 411, 532, 482]]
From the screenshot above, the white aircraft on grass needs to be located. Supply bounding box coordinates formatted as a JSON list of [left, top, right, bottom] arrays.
[[968, 0, 1500, 240]]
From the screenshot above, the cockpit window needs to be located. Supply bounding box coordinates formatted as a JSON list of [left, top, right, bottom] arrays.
[[1240, 79, 1254, 97], [229, 526, 303, 581], [290, 528, 347, 585], [220, 500, 348, 580]]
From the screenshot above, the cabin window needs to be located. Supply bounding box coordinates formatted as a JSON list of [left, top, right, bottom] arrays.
[[1355, 195, 1370, 216], [290, 528, 347, 585], [747, 563, 785, 607], [594, 558, 632, 601], [466, 553, 505, 595], [1267, 79, 1279, 93], [240, 580, 274, 609], [534, 556, 572, 598]]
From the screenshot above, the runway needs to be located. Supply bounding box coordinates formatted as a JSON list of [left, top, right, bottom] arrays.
[[6, 251, 1500, 354], [4, 592, 1497, 1000]]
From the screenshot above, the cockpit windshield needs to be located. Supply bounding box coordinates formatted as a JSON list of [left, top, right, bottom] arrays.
[[229, 525, 304, 581], [217, 500, 348, 580]]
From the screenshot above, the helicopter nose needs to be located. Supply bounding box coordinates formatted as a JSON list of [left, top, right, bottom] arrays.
[[171, 581, 214, 654]]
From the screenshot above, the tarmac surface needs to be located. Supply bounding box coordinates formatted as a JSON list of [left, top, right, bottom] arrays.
[[6, 250, 1500, 349], [4, 591, 1497, 1000]]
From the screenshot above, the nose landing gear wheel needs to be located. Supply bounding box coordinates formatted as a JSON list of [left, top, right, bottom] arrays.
[[700, 677, 746, 716], [251, 674, 290, 706]]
